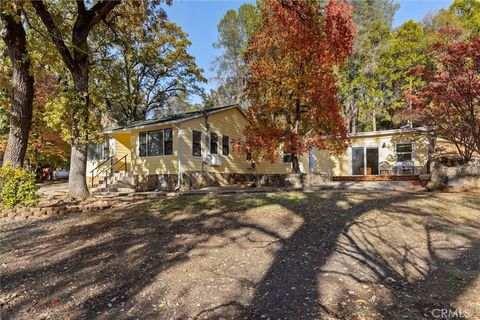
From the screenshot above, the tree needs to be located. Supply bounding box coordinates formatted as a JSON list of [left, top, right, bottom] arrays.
[[450, 0, 480, 35], [338, 0, 399, 132], [407, 32, 480, 162], [97, 19, 205, 125], [211, 3, 260, 106], [0, 2, 34, 167], [244, 0, 355, 173], [377, 20, 427, 127], [30, 0, 121, 199]]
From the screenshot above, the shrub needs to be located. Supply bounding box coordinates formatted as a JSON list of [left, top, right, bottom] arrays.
[[0, 165, 39, 209]]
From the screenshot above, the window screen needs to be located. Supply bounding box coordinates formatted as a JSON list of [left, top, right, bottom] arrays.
[[210, 132, 218, 154], [222, 135, 229, 156], [396, 143, 413, 162], [164, 128, 173, 155], [192, 130, 202, 157], [139, 128, 172, 157], [148, 130, 163, 156]]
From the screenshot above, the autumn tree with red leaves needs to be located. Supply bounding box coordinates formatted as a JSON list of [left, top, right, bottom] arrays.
[[242, 0, 355, 173], [407, 31, 480, 163]]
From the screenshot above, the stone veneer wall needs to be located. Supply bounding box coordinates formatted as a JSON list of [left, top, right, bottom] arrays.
[[133, 172, 330, 191], [0, 203, 112, 221]]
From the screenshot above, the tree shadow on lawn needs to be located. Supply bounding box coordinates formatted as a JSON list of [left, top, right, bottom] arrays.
[[0, 192, 478, 320]]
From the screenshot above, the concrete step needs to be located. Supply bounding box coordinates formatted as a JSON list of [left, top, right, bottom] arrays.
[[92, 187, 136, 193]]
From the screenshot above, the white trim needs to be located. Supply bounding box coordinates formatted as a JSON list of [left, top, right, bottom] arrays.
[[176, 124, 183, 190], [349, 127, 426, 138], [351, 145, 380, 176]]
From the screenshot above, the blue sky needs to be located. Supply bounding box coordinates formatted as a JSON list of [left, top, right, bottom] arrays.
[[165, 0, 453, 102]]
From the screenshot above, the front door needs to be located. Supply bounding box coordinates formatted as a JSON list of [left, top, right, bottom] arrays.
[[352, 147, 379, 175]]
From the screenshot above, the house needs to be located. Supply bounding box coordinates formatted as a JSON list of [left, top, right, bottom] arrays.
[[87, 105, 295, 190], [315, 128, 430, 179], [86, 105, 431, 191]]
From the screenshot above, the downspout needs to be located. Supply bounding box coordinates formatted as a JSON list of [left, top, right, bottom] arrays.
[[175, 124, 183, 191], [203, 111, 210, 170]]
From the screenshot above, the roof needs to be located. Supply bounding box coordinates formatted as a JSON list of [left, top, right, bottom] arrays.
[[349, 127, 427, 138], [106, 104, 245, 132]]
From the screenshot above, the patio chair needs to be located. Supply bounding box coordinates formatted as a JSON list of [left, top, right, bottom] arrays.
[[401, 160, 415, 174], [378, 161, 390, 175]]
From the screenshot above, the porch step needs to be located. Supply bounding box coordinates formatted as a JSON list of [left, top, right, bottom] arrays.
[[332, 175, 419, 182]]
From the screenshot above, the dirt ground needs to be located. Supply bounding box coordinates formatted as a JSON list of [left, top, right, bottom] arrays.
[[1, 191, 479, 320]]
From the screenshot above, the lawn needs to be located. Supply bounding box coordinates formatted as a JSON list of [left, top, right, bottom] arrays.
[[1, 191, 479, 320]]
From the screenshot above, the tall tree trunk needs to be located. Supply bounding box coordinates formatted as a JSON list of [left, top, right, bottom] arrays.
[[1, 7, 34, 168], [31, 0, 120, 200], [372, 103, 377, 131], [292, 154, 301, 174], [68, 69, 90, 200]]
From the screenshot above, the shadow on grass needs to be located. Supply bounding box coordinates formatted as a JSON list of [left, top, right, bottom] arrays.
[[0, 192, 478, 320]]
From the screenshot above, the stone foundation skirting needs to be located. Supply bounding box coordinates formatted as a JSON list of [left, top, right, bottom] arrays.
[[133, 172, 330, 191]]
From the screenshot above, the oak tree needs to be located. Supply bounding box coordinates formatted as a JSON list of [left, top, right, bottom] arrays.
[[0, 2, 34, 167], [30, 0, 121, 199]]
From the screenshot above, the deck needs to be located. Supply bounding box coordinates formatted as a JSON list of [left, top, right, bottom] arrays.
[[332, 175, 420, 182]]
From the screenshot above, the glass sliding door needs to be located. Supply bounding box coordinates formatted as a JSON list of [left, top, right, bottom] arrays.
[[366, 148, 379, 175], [352, 147, 365, 175]]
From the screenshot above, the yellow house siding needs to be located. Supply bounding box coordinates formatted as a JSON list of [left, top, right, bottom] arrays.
[[180, 108, 253, 174], [130, 124, 179, 175], [316, 132, 429, 176], [113, 132, 132, 171]]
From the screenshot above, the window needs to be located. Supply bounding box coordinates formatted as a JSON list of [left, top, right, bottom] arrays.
[[139, 128, 172, 157], [87, 140, 110, 160], [164, 128, 173, 155], [192, 130, 202, 157], [139, 132, 147, 157], [283, 153, 293, 163], [210, 132, 218, 154], [222, 135, 230, 156], [396, 143, 413, 162], [148, 130, 163, 156]]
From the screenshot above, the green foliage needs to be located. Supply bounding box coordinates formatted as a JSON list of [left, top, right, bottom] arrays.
[[96, 17, 205, 124], [209, 3, 261, 107], [378, 20, 427, 118], [338, 0, 399, 132], [450, 0, 480, 34], [0, 165, 38, 209]]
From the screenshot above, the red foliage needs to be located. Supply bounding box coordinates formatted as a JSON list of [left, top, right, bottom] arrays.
[[242, 0, 355, 171], [407, 33, 480, 162]]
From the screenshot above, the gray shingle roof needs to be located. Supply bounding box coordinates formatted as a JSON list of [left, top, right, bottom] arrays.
[[107, 104, 241, 132]]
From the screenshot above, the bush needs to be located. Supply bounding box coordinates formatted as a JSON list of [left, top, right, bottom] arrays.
[[0, 165, 39, 209]]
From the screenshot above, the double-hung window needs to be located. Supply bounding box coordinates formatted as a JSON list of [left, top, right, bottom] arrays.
[[222, 135, 230, 156], [396, 143, 413, 162], [192, 130, 202, 157], [139, 128, 173, 157], [210, 132, 218, 155]]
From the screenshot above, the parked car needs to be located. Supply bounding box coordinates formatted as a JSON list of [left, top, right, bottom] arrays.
[[54, 169, 69, 180]]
